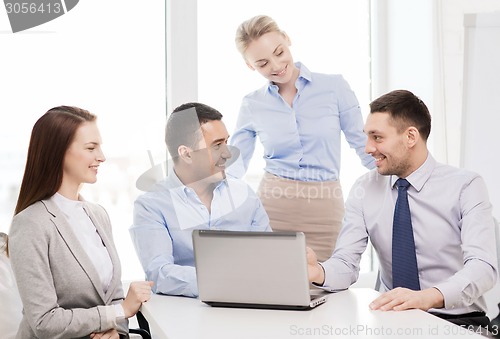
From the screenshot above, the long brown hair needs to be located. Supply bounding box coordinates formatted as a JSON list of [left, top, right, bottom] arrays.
[[14, 106, 96, 215]]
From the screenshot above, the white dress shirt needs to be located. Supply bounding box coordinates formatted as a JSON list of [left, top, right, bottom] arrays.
[[321, 153, 497, 315]]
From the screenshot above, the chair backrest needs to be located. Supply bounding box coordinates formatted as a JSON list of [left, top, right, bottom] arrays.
[[0, 233, 23, 339]]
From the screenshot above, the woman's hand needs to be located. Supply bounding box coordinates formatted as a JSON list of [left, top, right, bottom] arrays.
[[121, 281, 154, 318]]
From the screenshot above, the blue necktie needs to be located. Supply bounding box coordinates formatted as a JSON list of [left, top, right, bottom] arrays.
[[392, 178, 421, 290]]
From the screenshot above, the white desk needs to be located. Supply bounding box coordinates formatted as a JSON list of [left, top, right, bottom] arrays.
[[140, 288, 486, 338]]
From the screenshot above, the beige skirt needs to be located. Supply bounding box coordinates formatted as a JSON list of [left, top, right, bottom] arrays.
[[257, 172, 345, 262]]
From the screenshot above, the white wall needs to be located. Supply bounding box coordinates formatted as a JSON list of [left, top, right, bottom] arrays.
[[461, 12, 500, 220], [441, 1, 500, 319], [438, 0, 500, 166], [373, 0, 500, 165]]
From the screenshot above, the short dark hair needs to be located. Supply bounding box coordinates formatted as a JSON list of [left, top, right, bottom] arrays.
[[165, 102, 223, 160], [370, 90, 431, 140]]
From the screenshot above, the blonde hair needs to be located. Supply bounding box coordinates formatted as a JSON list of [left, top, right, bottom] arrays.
[[235, 15, 285, 56]]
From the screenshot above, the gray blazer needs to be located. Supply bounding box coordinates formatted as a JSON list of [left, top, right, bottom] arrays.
[[9, 198, 129, 339]]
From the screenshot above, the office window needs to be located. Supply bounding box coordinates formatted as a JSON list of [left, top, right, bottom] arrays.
[[0, 1, 166, 280]]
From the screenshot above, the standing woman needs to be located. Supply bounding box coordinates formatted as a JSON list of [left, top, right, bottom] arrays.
[[230, 15, 375, 261], [8, 106, 152, 339]]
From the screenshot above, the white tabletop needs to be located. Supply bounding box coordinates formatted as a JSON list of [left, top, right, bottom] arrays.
[[140, 288, 486, 338]]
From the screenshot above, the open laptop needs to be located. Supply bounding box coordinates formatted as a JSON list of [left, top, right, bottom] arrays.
[[192, 230, 328, 310]]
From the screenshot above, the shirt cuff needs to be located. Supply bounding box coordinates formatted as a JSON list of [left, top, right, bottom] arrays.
[[311, 263, 335, 292], [433, 281, 461, 310], [113, 303, 126, 320], [315, 263, 326, 286], [98, 305, 118, 330]]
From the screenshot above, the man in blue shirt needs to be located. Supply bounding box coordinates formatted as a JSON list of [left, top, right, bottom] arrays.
[[308, 90, 497, 328], [130, 103, 271, 297]]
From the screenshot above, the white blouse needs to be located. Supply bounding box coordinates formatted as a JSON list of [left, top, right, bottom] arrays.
[[51, 193, 113, 293]]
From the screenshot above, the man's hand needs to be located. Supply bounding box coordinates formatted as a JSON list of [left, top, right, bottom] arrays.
[[369, 287, 444, 311], [306, 247, 325, 285]]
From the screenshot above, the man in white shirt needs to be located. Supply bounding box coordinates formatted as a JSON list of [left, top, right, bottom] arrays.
[[308, 90, 497, 328]]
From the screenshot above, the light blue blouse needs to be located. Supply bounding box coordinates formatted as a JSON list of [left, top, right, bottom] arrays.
[[228, 62, 375, 181]]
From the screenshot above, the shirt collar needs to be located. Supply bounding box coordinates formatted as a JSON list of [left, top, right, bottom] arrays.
[[50, 192, 87, 220], [52, 192, 85, 208], [165, 168, 228, 199], [390, 153, 436, 192], [265, 62, 311, 94]]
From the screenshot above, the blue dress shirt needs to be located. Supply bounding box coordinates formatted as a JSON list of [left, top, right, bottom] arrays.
[[321, 154, 497, 315], [130, 170, 271, 297], [228, 62, 375, 181]]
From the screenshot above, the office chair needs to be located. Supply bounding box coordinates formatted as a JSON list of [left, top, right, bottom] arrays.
[[130, 328, 151, 339], [129, 311, 151, 339]]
